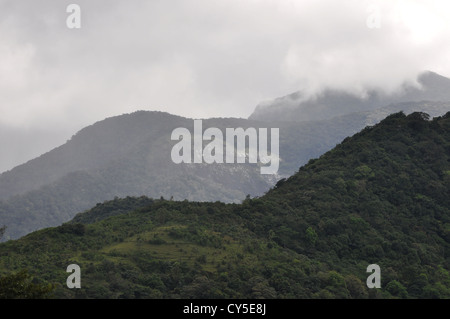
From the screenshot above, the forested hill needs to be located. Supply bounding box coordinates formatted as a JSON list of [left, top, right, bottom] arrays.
[[0, 111, 449, 299], [261, 111, 450, 269]]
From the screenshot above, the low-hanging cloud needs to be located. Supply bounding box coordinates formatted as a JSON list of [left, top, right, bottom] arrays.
[[0, 0, 450, 131]]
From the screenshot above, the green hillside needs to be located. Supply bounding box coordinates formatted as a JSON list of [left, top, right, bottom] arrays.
[[0, 111, 449, 299]]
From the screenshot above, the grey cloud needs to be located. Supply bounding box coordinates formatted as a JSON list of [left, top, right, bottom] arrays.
[[0, 0, 449, 171]]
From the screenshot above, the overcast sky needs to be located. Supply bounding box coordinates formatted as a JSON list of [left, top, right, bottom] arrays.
[[1, 0, 450, 170]]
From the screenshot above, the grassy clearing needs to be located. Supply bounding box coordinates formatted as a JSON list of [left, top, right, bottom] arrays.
[[100, 225, 246, 273]]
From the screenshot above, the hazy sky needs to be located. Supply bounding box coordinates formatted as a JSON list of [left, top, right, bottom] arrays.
[[1, 0, 450, 171]]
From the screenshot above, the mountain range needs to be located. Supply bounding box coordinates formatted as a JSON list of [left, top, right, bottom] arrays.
[[1, 71, 450, 240], [0, 110, 449, 298]]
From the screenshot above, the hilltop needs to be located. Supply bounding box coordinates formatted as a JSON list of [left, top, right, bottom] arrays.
[[250, 71, 450, 122]]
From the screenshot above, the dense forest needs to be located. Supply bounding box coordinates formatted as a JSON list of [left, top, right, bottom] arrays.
[[0, 111, 449, 298]]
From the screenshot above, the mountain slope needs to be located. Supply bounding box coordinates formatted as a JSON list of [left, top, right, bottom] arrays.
[[0, 125, 71, 174], [0, 111, 449, 299], [249, 71, 450, 122], [0, 111, 188, 200], [0, 112, 280, 239], [2, 101, 450, 240]]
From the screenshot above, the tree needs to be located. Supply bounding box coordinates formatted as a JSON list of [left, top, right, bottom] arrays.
[[306, 226, 318, 246], [0, 225, 5, 241], [0, 270, 54, 299], [345, 275, 368, 299], [386, 280, 408, 299], [0, 225, 54, 299]]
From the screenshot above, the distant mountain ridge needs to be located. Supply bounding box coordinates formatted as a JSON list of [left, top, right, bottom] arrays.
[[0, 112, 282, 239], [249, 71, 450, 122], [1, 71, 450, 240]]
